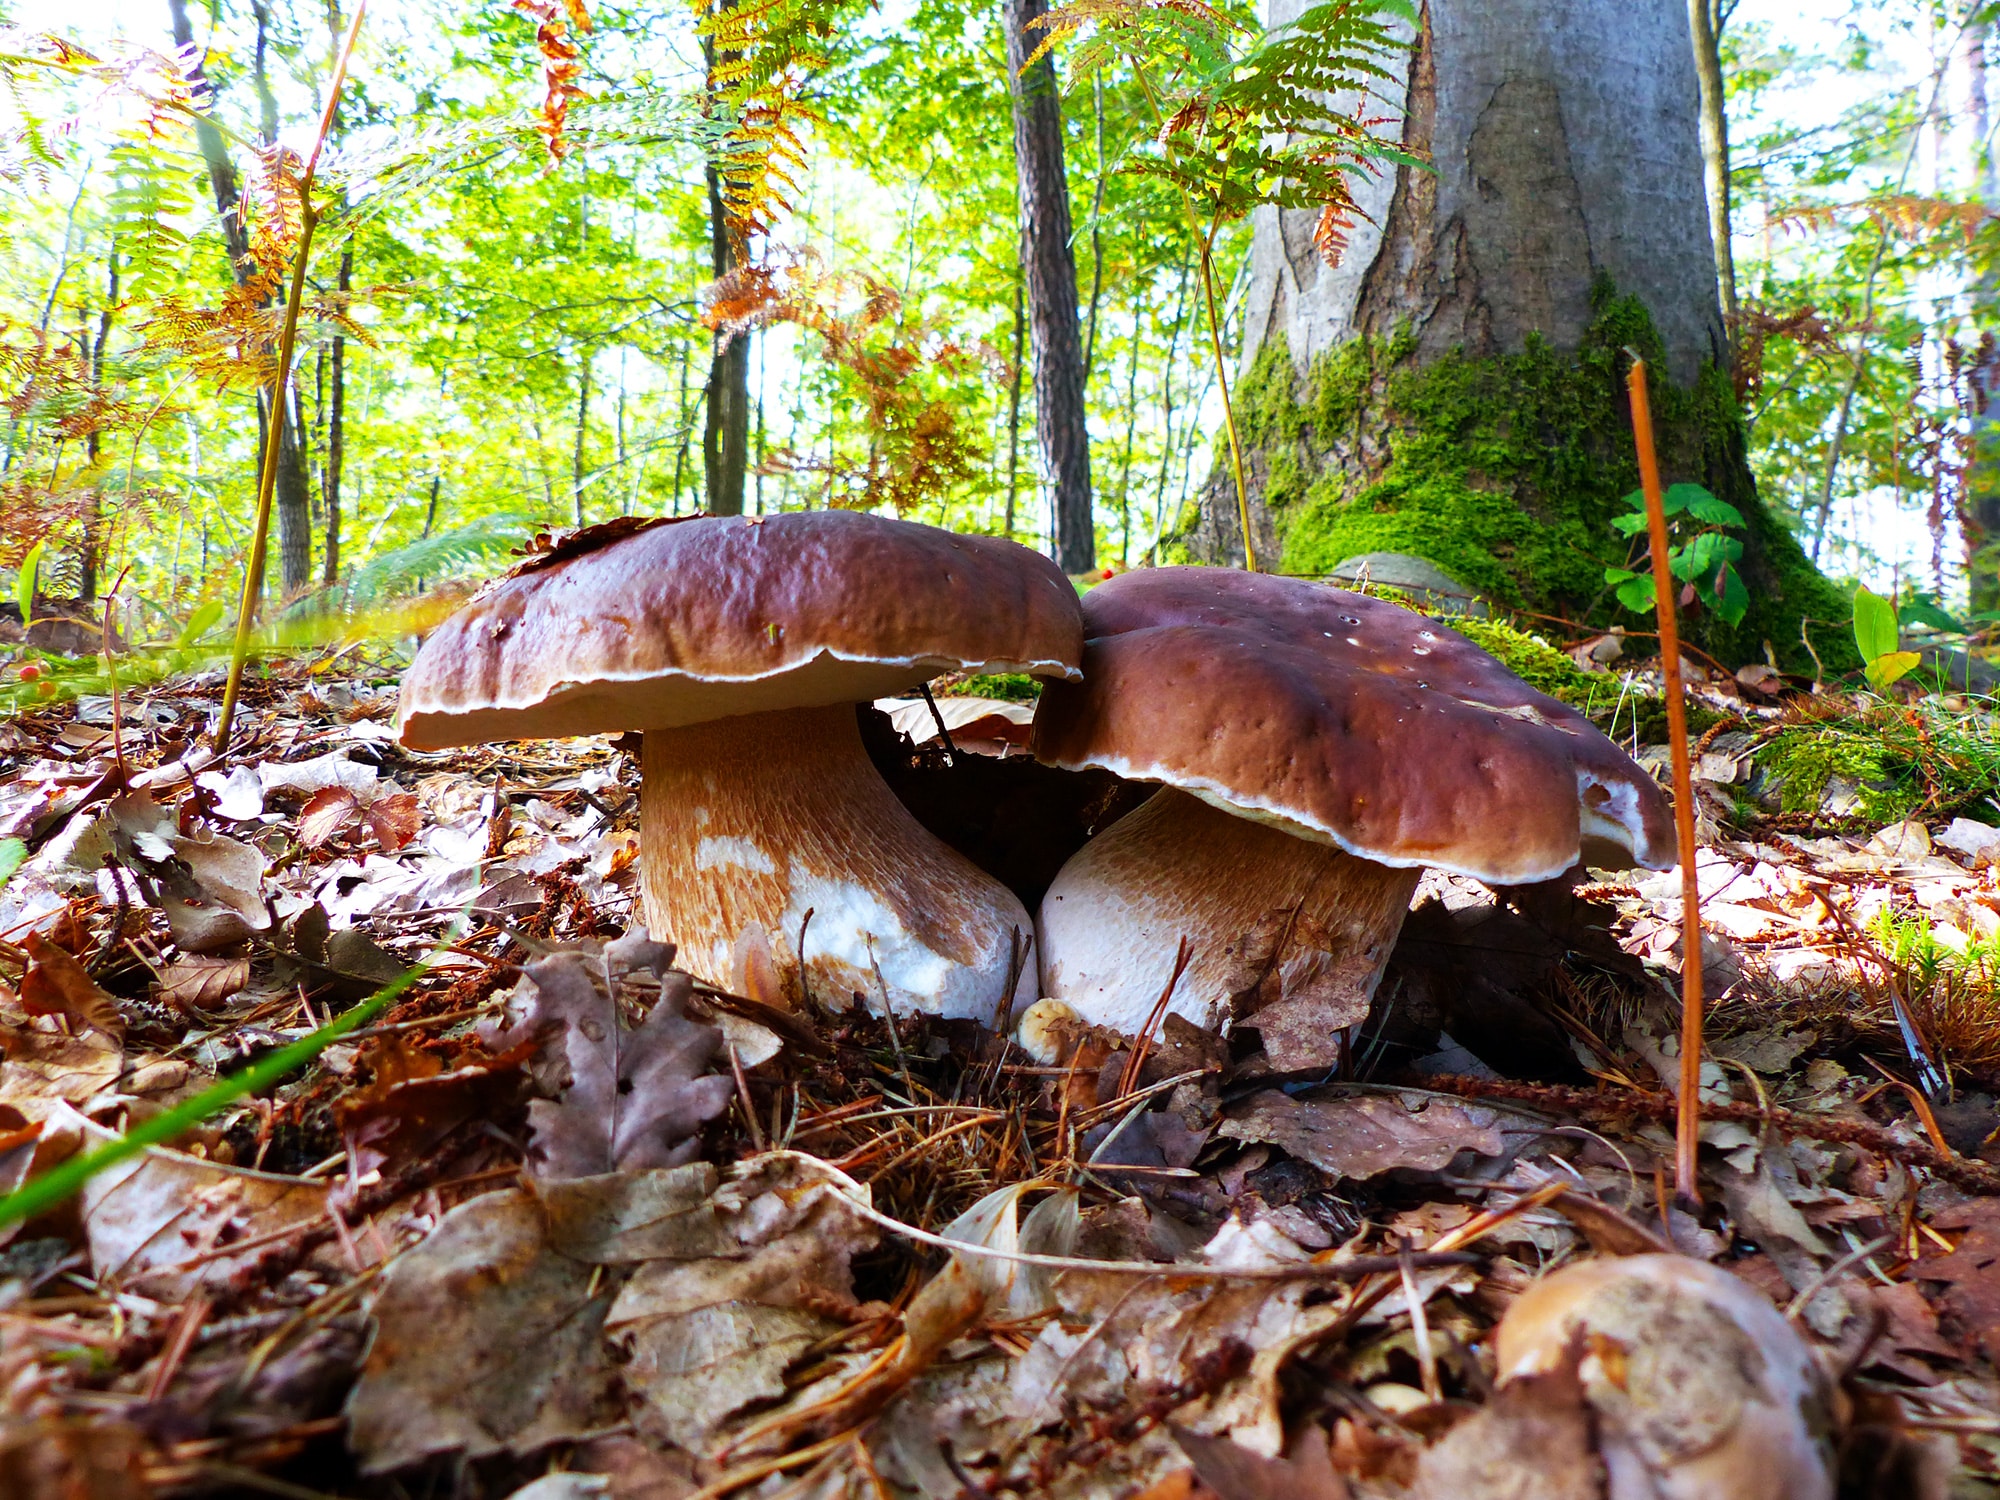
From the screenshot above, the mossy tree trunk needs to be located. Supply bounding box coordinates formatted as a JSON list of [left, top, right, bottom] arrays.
[[1180, 0, 1852, 670]]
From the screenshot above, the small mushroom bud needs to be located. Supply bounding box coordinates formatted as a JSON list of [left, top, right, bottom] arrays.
[[1493, 1254, 1836, 1500]]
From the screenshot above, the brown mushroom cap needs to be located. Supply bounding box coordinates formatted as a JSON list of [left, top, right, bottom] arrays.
[[398, 513, 1084, 750], [1031, 567, 1673, 884]]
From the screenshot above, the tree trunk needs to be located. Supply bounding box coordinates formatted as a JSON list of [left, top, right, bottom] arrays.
[[1963, 17, 2000, 615], [1688, 0, 1738, 338], [1185, 0, 1848, 669], [80, 245, 117, 602], [321, 248, 349, 587], [249, 0, 313, 594], [1003, 0, 1094, 573], [170, 0, 316, 598], [572, 350, 592, 526], [700, 25, 751, 518]]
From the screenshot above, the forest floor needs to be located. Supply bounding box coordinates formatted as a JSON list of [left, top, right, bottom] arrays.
[[3, 641, 2000, 1498]]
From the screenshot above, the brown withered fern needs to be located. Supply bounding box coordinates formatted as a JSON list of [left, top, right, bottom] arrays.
[[706, 251, 989, 515], [695, 0, 850, 247], [514, 0, 593, 161]]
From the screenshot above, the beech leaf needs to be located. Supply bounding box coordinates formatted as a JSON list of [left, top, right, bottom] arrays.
[[20, 930, 123, 1039]]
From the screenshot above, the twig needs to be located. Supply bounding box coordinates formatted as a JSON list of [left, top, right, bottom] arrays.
[[214, 1, 367, 750], [1397, 1236, 1439, 1402], [1626, 353, 1705, 1206], [1785, 1233, 1895, 1323], [918, 682, 958, 763]]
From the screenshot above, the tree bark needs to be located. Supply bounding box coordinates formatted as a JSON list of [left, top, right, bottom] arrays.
[[80, 244, 117, 602], [1003, 0, 1094, 573], [1187, 0, 1843, 667], [250, 0, 313, 594], [700, 25, 750, 518], [1963, 17, 2000, 615], [321, 247, 349, 587], [169, 0, 316, 598], [572, 350, 592, 525], [1688, 0, 1738, 338]]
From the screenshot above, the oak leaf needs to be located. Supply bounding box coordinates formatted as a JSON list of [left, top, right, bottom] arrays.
[[483, 930, 734, 1181]]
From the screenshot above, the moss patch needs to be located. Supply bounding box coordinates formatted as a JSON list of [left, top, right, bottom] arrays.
[[1226, 282, 1856, 672], [936, 671, 1042, 701], [1754, 702, 2000, 822]]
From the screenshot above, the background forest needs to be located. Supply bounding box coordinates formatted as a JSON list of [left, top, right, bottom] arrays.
[[0, 0, 1993, 641]]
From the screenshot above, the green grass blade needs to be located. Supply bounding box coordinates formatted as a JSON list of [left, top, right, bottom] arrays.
[[0, 839, 25, 895], [0, 954, 435, 1230]]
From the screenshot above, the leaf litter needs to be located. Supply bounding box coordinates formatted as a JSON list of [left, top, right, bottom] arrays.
[[1, 656, 2000, 1496]]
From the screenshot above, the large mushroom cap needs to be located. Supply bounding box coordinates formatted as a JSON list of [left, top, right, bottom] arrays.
[[399, 513, 1084, 750], [1031, 567, 1673, 884]]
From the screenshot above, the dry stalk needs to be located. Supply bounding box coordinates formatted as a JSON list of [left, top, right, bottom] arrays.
[[214, 1, 367, 751], [1625, 353, 1705, 1203]]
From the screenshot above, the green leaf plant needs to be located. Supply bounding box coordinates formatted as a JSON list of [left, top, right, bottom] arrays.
[[1025, 0, 1420, 571], [1854, 584, 1921, 691], [1602, 481, 1750, 628]]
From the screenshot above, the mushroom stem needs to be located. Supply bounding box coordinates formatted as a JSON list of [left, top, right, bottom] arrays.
[[1035, 788, 1420, 1067], [639, 704, 1035, 1021]]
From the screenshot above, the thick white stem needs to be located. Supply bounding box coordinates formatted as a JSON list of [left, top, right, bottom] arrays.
[[1036, 788, 1420, 1068], [640, 705, 1034, 1021]]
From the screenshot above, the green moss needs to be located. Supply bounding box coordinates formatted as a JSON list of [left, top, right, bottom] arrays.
[[1754, 702, 2000, 822], [1227, 282, 1856, 672], [937, 671, 1041, 701]]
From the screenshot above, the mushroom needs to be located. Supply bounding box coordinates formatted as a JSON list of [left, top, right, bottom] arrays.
[[1029, 567, 1672, 1065], [1493, 1254, 1836, 1500], [397, 512, 1083, 1019]]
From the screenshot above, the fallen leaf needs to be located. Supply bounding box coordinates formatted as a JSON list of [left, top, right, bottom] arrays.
[[1173, 1423, 1351, 1500], [334, 1034, 526, 1178], [19, 931, 121, 1039], [0, 1025, 123, 1109], [363, 791, 422, 852], [484, 930, 735, 1181], [1219, 1090, 1503, 1182], [298, 785, 362, 848], [154, 953, 250, 1011], [1408, 1350, 1600, 1500], [346, 1188, 618, 1473], [599, 1158, 880, 1451], [66, 1103, 329, 1298], [1913, 1200, 2000, 1364]]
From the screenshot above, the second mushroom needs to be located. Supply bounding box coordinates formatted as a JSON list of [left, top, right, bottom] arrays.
[[1029, 568, 1675, 1068]]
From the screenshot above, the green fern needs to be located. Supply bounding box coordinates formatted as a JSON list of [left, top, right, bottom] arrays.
[[337, 513, 535, 605]]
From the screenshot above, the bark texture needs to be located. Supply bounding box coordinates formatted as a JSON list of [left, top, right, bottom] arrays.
[[321, 248, 349, 587], [1238, 0, 1722, 388], [167, 0, 315, 597], [1004, 0, 1095, 573], [1183, 0, 1846, 668], [702, 161, 751, 517]]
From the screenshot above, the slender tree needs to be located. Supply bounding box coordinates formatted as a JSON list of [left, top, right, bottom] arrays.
[[701, 25, 751, 517], [166, 0, 316, 598], [1688, 0, 1739, 337], [1003, 0, 1095, 573]]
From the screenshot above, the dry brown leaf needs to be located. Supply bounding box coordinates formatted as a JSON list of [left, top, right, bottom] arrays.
[[65, 1102, 329, 1298], [1218, 1090, 1503, 1182], [1407, 1349, 1600, 1500], [154, 953, 250, 1011], [19, 931, 121, 1039], [345, 1188, 619, 1474], [0, 1026, 123, 1108], [362, 791, 421, 851], [333, 1034, 526, 1178], [1173, 1424, 1351, 1500], [297, 784, 361, 848], [483, 930, 735, 1180]]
